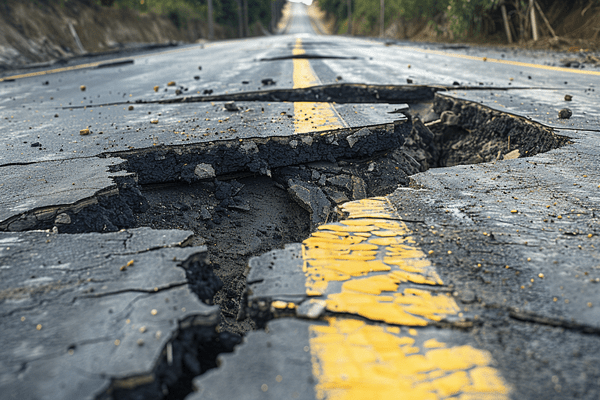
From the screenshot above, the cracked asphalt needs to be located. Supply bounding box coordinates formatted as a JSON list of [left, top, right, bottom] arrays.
[[2, 2, 600, 399]]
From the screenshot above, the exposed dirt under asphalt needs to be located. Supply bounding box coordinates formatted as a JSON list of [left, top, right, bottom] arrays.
[[132, 176, 311, 335], [0, 80, 575, 400], [119, 92, 570, 339]]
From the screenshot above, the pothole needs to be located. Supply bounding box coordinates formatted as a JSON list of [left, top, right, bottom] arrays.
[[404, 93, 571, 170], [131, 175, 311, 335]]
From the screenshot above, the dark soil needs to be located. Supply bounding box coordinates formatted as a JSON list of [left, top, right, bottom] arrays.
[[132, 175, 311, 335]]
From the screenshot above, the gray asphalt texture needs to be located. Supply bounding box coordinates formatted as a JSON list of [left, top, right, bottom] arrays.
[[2, 1, 600, 399]]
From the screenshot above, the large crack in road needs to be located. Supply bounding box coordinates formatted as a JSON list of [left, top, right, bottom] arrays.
[[0, 61, 580, 400], [3, 2, 600, 397], [7, 87, 562, 400]]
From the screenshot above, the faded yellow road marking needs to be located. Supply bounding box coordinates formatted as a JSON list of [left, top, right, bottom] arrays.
[[395, 44, 600, 77], [292, 38, 346, 134], [310, 318, 510, 400], [302, 197, 511, 398], [0, 45, 211, 82]]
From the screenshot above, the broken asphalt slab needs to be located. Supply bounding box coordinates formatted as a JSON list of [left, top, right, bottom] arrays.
[[0, 157, 148, 233], [437, 87, 600, 132], [189, 318, 315, 400], [0, 227, 222, 400], [0, 97, 405, 166]]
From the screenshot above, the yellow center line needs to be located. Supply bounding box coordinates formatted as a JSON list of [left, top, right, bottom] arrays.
[[395, 44, 600, 76], [302, 197, 511, 399], [292, 38, 347, 134]]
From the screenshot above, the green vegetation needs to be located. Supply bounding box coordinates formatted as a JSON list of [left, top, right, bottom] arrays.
[[20, 0, 277, 35], [107, 0, 273, 31], [317, 0, 510, 38]]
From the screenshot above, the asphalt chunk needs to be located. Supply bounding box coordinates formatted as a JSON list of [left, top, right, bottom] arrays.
[[0, 228, 219, 400], [0, 158, 147, 233], [558, 108, 573, 119]]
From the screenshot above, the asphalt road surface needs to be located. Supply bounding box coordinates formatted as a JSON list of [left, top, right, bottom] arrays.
[[2, 3, 600, 399]]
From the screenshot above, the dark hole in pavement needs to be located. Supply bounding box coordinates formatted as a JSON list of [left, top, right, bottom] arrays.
[[404, 94, 570, 171], [131, 175, 311, 335], [105, 317, 241, 400], [259, 54, 361, 61]]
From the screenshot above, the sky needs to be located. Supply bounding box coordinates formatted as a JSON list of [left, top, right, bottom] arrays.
[[288, 0, 313, 5]]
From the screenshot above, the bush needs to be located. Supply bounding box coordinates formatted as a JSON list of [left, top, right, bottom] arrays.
[[317, 0, 500, 38]]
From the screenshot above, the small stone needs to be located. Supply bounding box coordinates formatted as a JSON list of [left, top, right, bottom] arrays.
[[194, 76, 200, 80], [194, 163, 216, 179], [351, 176, 367, 200], [558, 108, 572, 119], [150, 119, 159, 124], [54, 213, 71, 225], [406, 78, 413, 84], [564, 94, 572, 101], [199, 207, 212, 220], [175, 89, 182, 95], [261, 78, 276, 85], [80, 85, 86, 91], [128, 105, 134, 111], [458, 290, 476, 304], [137, 339, 145, 346], [79, 128, 90, 135], [224, 101, 240, 111], [296, 299, 326, 319], [440, 111, 460, 126], [153, 85, 159, 92], [503, 149, 520, 160], [167, 81, 176, 86], [346, 127, 370, 148]]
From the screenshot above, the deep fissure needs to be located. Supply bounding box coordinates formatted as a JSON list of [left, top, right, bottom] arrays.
[[2, 91, 571, 400]]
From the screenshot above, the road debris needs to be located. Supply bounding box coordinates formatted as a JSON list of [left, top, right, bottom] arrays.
[[558, 108, 573, 119], [223, 101, 240, 111]]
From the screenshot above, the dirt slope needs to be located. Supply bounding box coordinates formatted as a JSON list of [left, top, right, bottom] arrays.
[[0, 0, 216, 69]]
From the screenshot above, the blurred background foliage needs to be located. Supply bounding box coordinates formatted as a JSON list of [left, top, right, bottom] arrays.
[[317, 0, 501, 37], [316, 0, 600, 40], [31, 0, 276, 34]]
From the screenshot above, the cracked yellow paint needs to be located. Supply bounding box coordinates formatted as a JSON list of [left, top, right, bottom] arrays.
[[309, 318, 510, 400], [303, 197, 509, 398], [302, 198, 443, 304], [292, 38, 346, 134]]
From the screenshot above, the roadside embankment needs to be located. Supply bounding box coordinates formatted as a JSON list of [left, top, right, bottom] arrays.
[[0, 0, 217, 70]]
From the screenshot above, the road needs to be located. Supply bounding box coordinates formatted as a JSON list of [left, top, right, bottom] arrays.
[[1, 2, 600, 399]]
